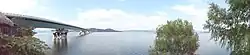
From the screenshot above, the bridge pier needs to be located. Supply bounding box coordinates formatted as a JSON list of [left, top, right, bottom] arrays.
[[53, 28, 68, 42], [52, 28, 68, 55]]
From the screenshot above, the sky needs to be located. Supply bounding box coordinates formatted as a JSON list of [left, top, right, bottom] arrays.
[[0, 0, 227, 31]]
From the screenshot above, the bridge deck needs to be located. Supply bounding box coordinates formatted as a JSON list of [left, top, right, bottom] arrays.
[[2, 12, 85, 31]]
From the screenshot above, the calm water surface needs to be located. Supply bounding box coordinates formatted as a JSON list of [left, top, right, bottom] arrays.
[[35, 32, 229, 55]]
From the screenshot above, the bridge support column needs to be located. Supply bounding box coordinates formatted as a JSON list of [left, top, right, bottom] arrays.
[[53, 28, 68, 41], [52, 28, 68, 54]]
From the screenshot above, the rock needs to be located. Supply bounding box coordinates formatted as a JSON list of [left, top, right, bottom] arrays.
[[0, 12, 14, 26]]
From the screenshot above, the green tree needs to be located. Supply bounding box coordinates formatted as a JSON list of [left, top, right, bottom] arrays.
[[150, 19, 199, 55], [204, 0, 250, 55], [0, 27, 49, 55]]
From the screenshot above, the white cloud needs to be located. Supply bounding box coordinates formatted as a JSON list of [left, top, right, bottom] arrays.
[[172, 4, 208, 31], [0, 0, 66, 26], [0, 0, 65, 31], [69, 9, 168, 30], [119, 0, 125, 1], [70, 4, 209, 31], [0, 0, 213, 31], [172, 5, 207, 17], [171, 0, 227, 31], [0, 0, 38, 13]]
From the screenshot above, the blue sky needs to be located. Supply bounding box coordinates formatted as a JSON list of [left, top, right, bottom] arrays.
[[0, 0, 227, 30]]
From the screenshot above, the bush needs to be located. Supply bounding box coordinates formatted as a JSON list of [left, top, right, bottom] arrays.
[[150, 19, 199, 55], [0, 27, 49, 55]]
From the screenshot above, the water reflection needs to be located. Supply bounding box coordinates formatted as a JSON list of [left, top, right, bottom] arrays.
[[36, 32, 229, 55], [52, 38, 68, 55]]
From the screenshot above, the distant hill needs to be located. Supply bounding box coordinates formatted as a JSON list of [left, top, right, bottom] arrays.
[[123, 30, 155, 32], [88, 28, 122, 32]]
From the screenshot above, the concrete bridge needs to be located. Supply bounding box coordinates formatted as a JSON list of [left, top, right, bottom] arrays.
[[2, 12, 90, 42]]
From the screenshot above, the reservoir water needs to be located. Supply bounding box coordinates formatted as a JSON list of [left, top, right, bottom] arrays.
[[35, 32, 230, 55]]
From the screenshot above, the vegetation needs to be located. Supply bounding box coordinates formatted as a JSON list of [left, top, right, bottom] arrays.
[[0, 27, 49, 55], [204, 0, 250, 55], [150, 19, 199, 55], [88, 28, 121, 32]]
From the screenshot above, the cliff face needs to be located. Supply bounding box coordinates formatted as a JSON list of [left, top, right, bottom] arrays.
[[88, 28, 121, 32]]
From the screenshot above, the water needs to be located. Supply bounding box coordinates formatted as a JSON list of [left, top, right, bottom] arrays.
[[197, 33, 229, 55], [35, 32, 230, 55]]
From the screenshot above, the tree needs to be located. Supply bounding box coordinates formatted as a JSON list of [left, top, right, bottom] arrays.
[[0, 27, 49, 55], [150, 19, 199, 55], [204, 0, 250, 55]]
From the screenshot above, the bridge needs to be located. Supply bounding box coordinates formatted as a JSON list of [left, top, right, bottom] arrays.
[[1, 12, 90, 42]]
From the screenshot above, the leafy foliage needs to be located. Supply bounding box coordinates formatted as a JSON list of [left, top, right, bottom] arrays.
[[204, 0, 250, 55], [0, 27, 49, 55], [150, 19, 199, 55]]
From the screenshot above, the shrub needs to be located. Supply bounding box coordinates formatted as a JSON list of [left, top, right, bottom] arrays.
[[150, 19, 199, 55]]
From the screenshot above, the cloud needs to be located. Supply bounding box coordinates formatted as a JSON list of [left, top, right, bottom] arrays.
[[171, 4, 208, 31], [119, 0, 125, 2], [0, 0, 213, 31], [25, 6, 67, 23], [70, 4, 209, 31], [0, 0, 38, 13], [172, 5, 207, 17], [0, 0, 66, 30], [0, 0, 66, 25], [69, 9, 168, 30], [171, 0, 227, 31]]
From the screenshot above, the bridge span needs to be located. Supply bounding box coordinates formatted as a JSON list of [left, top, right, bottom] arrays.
[[1, 12, 90, 44], [3, 13, 85, 31]]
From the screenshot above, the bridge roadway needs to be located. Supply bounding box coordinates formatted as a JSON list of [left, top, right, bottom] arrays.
[[1, 12, 90, 47], [2, 12, 87, 31]]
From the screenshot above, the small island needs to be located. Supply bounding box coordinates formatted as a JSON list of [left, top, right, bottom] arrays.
[[88, 28, 122, 32]]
